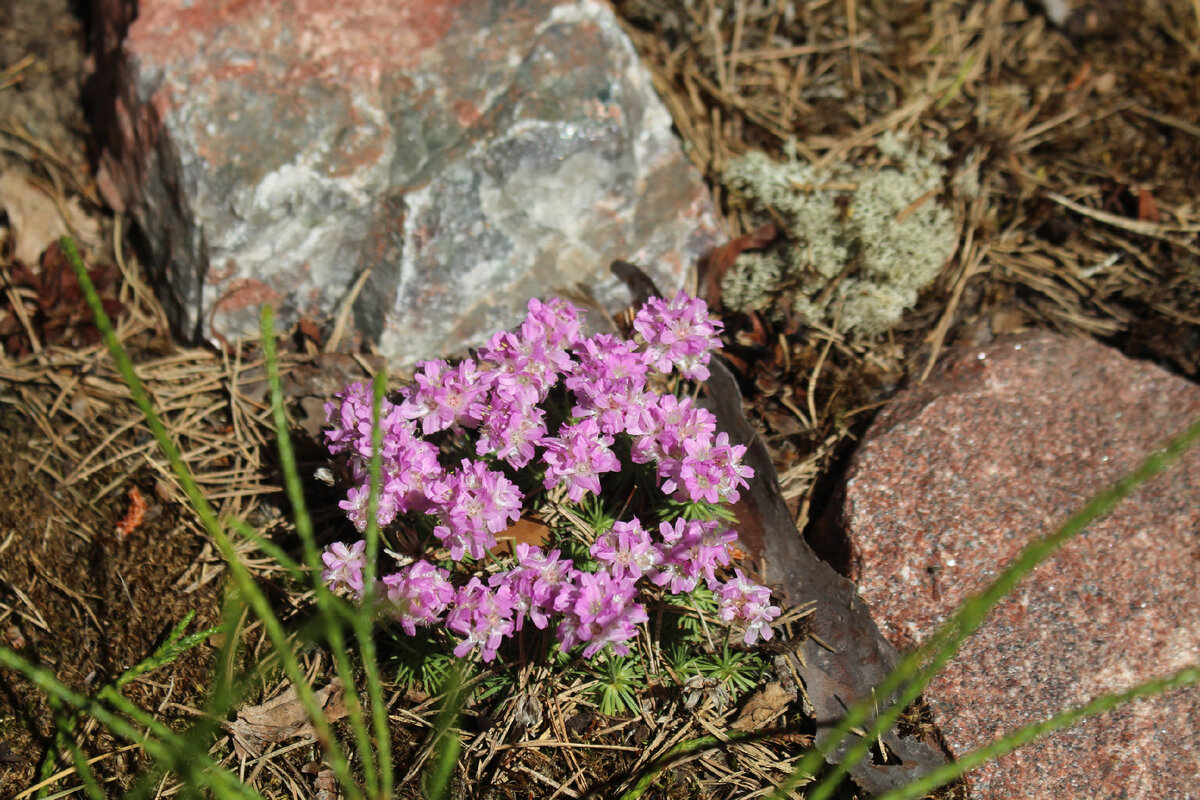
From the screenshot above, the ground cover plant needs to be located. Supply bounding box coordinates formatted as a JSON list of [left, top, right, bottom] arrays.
[[316, 292, 778, 679]]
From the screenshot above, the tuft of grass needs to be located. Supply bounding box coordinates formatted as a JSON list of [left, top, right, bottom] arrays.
[[10, 236, 431, 800], [591, 652, 645, 717]]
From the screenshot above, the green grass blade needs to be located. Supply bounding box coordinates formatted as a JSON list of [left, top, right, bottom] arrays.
[[125, 595, 277, 800], [425, 665, 470, 800], [65, 739, 106, 800], [260, 306, 383, 797], [356, 372, 394, 794], [34, 613, 215, 795], [258, 306, 322, 571], [872, 664, 1200, 800], [36, 706, 78, 797], [0, 646, 256, 800], [785, 411, 1200, 800], [115, 611, 217, 691], [62, 237, 361, 800], [211, 584, 248, 719], [227, 515, 307, 581]]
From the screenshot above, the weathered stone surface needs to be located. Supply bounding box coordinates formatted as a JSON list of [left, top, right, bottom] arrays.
[[839, 332, 1200, 799], [90, 0, 722, 364]]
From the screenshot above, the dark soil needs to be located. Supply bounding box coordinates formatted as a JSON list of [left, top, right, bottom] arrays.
[[0, 413, 222, 796], [0, 0, 90, 177]]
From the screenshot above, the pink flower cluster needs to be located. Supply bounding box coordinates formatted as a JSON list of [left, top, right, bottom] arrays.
[[320, 293, 778, 662]]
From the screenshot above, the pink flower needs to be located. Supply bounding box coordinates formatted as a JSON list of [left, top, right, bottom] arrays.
[[713, 569, 781, 645], [382, 561, 455, 635], [648, 519, 738, 593], [321, 293, 766, 666], [542, 418, 620, 503], [323, 380, 409, 461], [555, 570, 648, 659], [486, 366, 547, 412], [660, 432, 754, 504], [399, 359, 488, 434], [522, 296, 584, 350], [321, 540, 367, 596], [433, 459, 523, 560], [590, 520, 661, 580], [564, 334, 651, 436], [381, 436, 448, 516], [338, 482, 399, 533], [476, 404, 547, 469], [446, 577, 516, 662], [633, 291, 723, 380], [489, 543, 578, 631], [479, 304, 574, 406]]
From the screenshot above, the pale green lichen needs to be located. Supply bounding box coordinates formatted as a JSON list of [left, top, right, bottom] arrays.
[[719, 251, 781, 312], [721, 133, 957, 337]]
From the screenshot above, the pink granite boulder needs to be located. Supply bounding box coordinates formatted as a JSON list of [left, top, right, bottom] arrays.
[[87, 0, 722, 365], [839, 332, 1200, 799]]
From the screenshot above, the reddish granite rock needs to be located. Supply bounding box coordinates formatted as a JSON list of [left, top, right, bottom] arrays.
[[840, 332, 1200, 799], [87, 0, 722, 364]]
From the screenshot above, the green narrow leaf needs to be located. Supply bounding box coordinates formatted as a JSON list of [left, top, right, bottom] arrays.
[[0, 646, 256, 800], [115, 611, 217, 691], [36, 705, 78, 798], [872, 664, 1200, 800], [260, 306, 383, 797], [784, 410, 1200, 800], [65, 739, 106, 800], [63, 237, 361, 800], [357, 367, 395, 794], [425, 664, 470, 800], [227, 515, 307, 580]]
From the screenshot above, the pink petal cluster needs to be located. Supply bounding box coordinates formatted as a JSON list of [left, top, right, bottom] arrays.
[[320, 293, 777, 663], [590, 520, 660, 580], [555, 570, 648, 659], [445, 578, 516, 662], [399, 359, 488, 434], [714, 569, 782, 645], [321, 540, 367, 596], [383, 560, 455, 636], [433, 459, 522, 560], [542, 418, 620, 503], [633, 291, 724, 380]]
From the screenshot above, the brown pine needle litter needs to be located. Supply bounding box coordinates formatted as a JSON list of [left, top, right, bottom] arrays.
[[3, 1, 1199, 798], [617, 0, 1200, 533]]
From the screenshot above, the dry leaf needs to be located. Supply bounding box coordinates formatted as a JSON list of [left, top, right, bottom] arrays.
[[731, 681, 794, 732], [706, 359, 950, 791], [0, 170, 99, 265], [0, 241, 125, 355], [228, 679, 347, 744], [314, 767, 338, 800], [492, 517, 551, 555], [1137, 189, 1159, 223], [610, 259, 662, 307]]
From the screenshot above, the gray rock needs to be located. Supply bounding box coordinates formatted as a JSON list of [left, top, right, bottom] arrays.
[[89, 0, 722, 365]]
